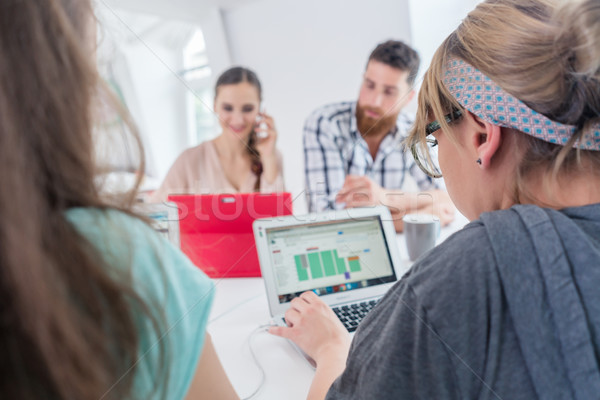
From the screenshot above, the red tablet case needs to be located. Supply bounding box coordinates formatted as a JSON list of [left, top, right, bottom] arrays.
[[168, 193, 293, 278]]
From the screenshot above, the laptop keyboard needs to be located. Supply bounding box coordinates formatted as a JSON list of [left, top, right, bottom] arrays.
[[332, 299, 379, 332]]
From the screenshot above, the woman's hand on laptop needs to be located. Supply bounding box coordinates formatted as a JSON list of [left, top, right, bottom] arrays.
[[269, 291, 350, 365], [269, 291, 350, 399]]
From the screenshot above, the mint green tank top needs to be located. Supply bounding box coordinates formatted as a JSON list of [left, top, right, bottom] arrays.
[[66, 208, 214, 399]]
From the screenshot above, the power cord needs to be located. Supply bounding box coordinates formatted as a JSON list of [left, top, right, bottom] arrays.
[[241, 323, 277, 400]]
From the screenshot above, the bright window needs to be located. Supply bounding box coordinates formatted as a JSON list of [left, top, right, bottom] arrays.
[[183, 30, 217, 145]]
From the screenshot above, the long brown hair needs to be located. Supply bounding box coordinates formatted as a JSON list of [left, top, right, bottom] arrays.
[[215, 66, 264, 191], [0, 1, 162, 398], [407, 0, 600, 203]]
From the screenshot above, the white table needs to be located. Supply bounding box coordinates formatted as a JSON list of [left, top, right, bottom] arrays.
[[208, 213, 469, 399]]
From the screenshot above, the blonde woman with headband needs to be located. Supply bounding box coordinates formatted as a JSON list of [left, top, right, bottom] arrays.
[[270, 0, 600, 398]]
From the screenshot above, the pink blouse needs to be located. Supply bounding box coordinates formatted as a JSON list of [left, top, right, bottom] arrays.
[[150, 140, 285, 202]]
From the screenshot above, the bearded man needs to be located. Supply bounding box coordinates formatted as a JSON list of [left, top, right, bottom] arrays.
[[303, 40, 455, 231]]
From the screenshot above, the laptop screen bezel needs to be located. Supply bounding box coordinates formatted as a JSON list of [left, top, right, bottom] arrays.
[[135, 202, 181, 247], [253, 206, 403, 317]]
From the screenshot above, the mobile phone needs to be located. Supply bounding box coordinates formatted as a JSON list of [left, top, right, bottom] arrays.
[[256, 104, 268, 139]]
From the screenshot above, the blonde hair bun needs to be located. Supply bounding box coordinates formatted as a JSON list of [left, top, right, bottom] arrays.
[[554, 0, 600, 127]]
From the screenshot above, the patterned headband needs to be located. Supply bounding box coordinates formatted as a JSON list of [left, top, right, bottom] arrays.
[[443, 57, 600, 151]]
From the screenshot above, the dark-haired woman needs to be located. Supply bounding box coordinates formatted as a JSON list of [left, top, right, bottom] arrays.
[[151, 67, 284, 201]]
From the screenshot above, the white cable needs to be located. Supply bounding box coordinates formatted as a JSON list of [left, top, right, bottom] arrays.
[[241, 324, 274, 400]]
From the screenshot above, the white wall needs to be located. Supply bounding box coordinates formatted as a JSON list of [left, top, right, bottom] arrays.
[[198, 8, 232, 76], [408, 0, 481, 86], [222, 0, 412, 212]]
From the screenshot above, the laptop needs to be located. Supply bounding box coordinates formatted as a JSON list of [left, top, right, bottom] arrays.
[[168, 193, 293, 278], [254, 206, 403, 357], [136, 202, 181, 247]]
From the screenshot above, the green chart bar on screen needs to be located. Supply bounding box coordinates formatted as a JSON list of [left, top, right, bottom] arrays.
[[294, 250, 360, 281], [307, 252, 324, 279], [348, 256, 361, 272], [294, 254, 310, 281]]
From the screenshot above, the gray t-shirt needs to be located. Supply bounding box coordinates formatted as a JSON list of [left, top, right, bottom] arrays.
[[326, 204, 600, 399]]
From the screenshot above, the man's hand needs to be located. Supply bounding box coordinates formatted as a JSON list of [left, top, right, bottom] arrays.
[[335, 175, 385, 208], [412, 190, 455, 227], [335, 175, 456, 232]]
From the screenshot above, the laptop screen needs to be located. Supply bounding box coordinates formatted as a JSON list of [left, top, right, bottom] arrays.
[[136, 203, 180, 247], [263, 215, 397, 303], [146, 209, 175, 243]]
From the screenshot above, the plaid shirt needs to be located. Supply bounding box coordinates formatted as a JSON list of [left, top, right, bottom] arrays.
[[304, 101, 437, 212]]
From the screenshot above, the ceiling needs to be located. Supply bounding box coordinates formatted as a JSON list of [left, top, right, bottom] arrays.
[[101, 0, 258, 21]]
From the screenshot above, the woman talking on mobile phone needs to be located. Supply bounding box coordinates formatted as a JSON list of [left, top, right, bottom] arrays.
[[151, 67, 284, 201]]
